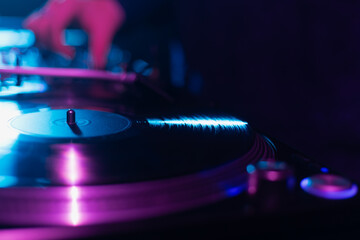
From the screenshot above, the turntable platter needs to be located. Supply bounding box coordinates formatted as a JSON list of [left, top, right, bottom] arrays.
[[9, 109, 131, 139], [0, 103, 268, 185]]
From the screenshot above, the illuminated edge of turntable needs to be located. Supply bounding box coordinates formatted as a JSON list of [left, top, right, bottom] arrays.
[[0, 134, 273, 229]]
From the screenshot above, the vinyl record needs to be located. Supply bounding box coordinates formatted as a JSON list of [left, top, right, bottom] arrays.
[[0, 100, 274, 229]]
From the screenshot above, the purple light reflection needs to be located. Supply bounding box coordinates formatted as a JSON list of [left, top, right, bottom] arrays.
[[69, 186, 80, 226], [50, 144, 86, 186], [63, 145, 83, 226], [67, 147, 80, 185]]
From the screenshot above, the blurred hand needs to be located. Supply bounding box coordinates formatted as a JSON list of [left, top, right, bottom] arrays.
[[24, 0, 125, 69]]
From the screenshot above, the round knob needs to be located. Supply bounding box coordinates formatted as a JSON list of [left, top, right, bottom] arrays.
[[301, 174, 358, 200]]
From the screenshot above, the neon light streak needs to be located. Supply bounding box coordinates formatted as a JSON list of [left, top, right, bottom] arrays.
[[147, 116, 248, 131]]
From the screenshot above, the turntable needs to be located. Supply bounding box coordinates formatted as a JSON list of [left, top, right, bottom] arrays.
[[0, 22, 359, 240], [0, 103, 359, 239]]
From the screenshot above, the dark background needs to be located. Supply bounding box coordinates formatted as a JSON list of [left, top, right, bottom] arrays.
[[0, 0, 359, 181]]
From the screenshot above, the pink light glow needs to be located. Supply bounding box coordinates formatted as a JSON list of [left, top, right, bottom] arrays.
[[65, 146, 82, 226], [67, 147, 79, 185], [0, 66, 136, 83], [266, 171, 281, 182], [69, 186, 80, 226]]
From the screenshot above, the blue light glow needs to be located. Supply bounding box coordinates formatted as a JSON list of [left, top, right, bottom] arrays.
[[0, 176, 18, 188], [147, 116, 248, 132], [225, 185, 245, 197], [64, 30, 87, 46], [133, 59, 149, 73], [246, 164, 256, 174], [320, 167, 329, 173], [0, 28, 84, 51], [0, 103, 21, 186], [0, 29, 35, 48], [0, 79, 47, 96], [0, 102, 20, 148], [263, 136, 277, 153]]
